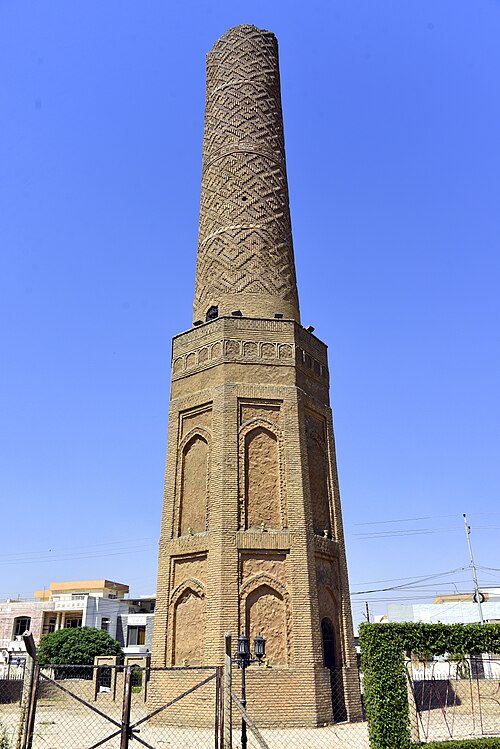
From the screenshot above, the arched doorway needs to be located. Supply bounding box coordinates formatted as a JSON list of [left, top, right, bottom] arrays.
[[321, 618, 346, 722]]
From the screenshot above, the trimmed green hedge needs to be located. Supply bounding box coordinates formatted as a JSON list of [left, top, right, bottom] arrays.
[[359, 622, 500, 749], [415, 740, 500, 748]]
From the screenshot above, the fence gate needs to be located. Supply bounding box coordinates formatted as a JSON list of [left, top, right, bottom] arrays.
[[25, 664, 222, 749], [407, 655, 500, 743]]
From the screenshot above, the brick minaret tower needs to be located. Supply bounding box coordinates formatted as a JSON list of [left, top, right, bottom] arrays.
[[152, 24, 362, 725]]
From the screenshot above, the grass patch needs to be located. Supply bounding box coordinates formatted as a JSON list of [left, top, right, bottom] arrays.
[[413, 739, 500, 748]]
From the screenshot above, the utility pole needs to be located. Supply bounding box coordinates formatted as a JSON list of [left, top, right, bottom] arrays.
[[365, 601, 371, 623], [463, 513, 484, 625]]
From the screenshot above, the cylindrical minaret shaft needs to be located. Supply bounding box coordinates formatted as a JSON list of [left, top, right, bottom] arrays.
[[194, 25, 300, 322]]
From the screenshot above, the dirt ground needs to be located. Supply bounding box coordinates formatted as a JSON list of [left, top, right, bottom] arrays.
[[2, 697, 500, 748], [1, 700, 371, 749]]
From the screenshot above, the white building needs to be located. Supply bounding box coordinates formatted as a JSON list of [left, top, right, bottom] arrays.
[[384, 589, 500, 625], [0, 580, 155, 674]]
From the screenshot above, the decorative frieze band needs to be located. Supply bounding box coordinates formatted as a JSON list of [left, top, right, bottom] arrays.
[[237, 530, 291, 550], [172, 338, 295, 379], [172, 337, 329, 383], [313, 535, 340, 558]]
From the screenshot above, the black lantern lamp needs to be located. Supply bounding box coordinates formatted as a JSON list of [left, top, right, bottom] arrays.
[[237, 634, 251, 667], [233, 633, 267, 749], [253, 633, 265, 662]]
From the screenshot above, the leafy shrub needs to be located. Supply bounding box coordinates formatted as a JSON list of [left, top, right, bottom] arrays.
[[359, 622, 500, 749], [38, 626, 122, 667], [416, 739, 500, 748]]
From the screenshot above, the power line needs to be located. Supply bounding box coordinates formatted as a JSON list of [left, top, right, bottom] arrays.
[[353, 529, 433, 537], [354, 511, 500, 527], [352, 567, 467, 595], [0, 537, 157, 559], [354, 515, 456, 526], [353, 528, 461, 539], [0, 546, 156, 567]]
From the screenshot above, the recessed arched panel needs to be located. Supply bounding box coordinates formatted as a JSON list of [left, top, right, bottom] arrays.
[[246, 584, 287, 665], [179, 435, 208, 536], [173, 588, 205, 665], [307, 437, 331, 536], [321, 616, 346, 722], [245, 427, 280, 529], [321, 617, 336, 669]]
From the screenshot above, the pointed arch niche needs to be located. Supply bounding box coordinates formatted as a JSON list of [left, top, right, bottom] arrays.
[[240, 574, 290, 666], [239, 419, 287, 530], [170, 579, 206, 666], [176, 428, 210, 537], [305, 415, 332, 536]]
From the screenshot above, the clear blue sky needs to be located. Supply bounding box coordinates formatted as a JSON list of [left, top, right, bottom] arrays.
[[1, 1, 499, 626]]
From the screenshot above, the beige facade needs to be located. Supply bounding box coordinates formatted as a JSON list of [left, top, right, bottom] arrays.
[[34, 579, 129, 602], [151, 25, 362, 725]]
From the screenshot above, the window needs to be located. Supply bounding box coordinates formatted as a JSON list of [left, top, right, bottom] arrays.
[[64, 617, 82, 628], [108, 594, 117, 599], [42, 616, 57, 635], [13, 617, 31, 637], [127, 626, 146, 646], [101, 617, 110, 632]]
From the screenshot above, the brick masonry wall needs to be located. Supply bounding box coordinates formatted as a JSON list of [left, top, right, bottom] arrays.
[[0, 601, 52, 649], [151, 318, 363, 725]]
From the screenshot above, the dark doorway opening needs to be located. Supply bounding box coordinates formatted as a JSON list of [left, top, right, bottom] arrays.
[[321, 618, 347, 722]]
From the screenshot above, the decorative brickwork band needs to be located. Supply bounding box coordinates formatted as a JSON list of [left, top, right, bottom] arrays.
[[194, 25, 300, 323]]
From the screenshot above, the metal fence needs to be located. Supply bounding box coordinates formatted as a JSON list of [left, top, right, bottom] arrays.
[[28, 663, 221, 749], [0, 659, 372, 749], [7, 653, 500, 748], [229, 665, 369, 749], [0, 665, 24, 748], [407, 654, 500, 743]]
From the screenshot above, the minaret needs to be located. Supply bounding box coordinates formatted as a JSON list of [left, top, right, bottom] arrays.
[[152, 24, 362, 726], [194, 25, 300, 323]]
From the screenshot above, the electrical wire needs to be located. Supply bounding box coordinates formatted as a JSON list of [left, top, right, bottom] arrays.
[[354, 512, 500, 527], [351, 567, 467, 595], [0, 545, 156, 567], [0, 537, 157, 559]]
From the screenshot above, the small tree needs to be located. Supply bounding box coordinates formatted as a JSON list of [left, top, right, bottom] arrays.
[[38, 626, 122, 669]]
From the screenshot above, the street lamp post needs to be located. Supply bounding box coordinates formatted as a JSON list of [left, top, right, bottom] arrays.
[[235, 633, 266, 749]]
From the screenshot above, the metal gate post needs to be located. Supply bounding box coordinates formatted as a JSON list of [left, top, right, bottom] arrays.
[[24, 662, 40, 749], [17, 631, 38, 749], [16, 657, 33, 749], [215, 666, 223, 749], [224, 633, 232, 749], [120, 666, 133, 749]]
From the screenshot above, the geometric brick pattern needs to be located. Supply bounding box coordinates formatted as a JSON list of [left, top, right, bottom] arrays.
[[194, 25, 300, 322]]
